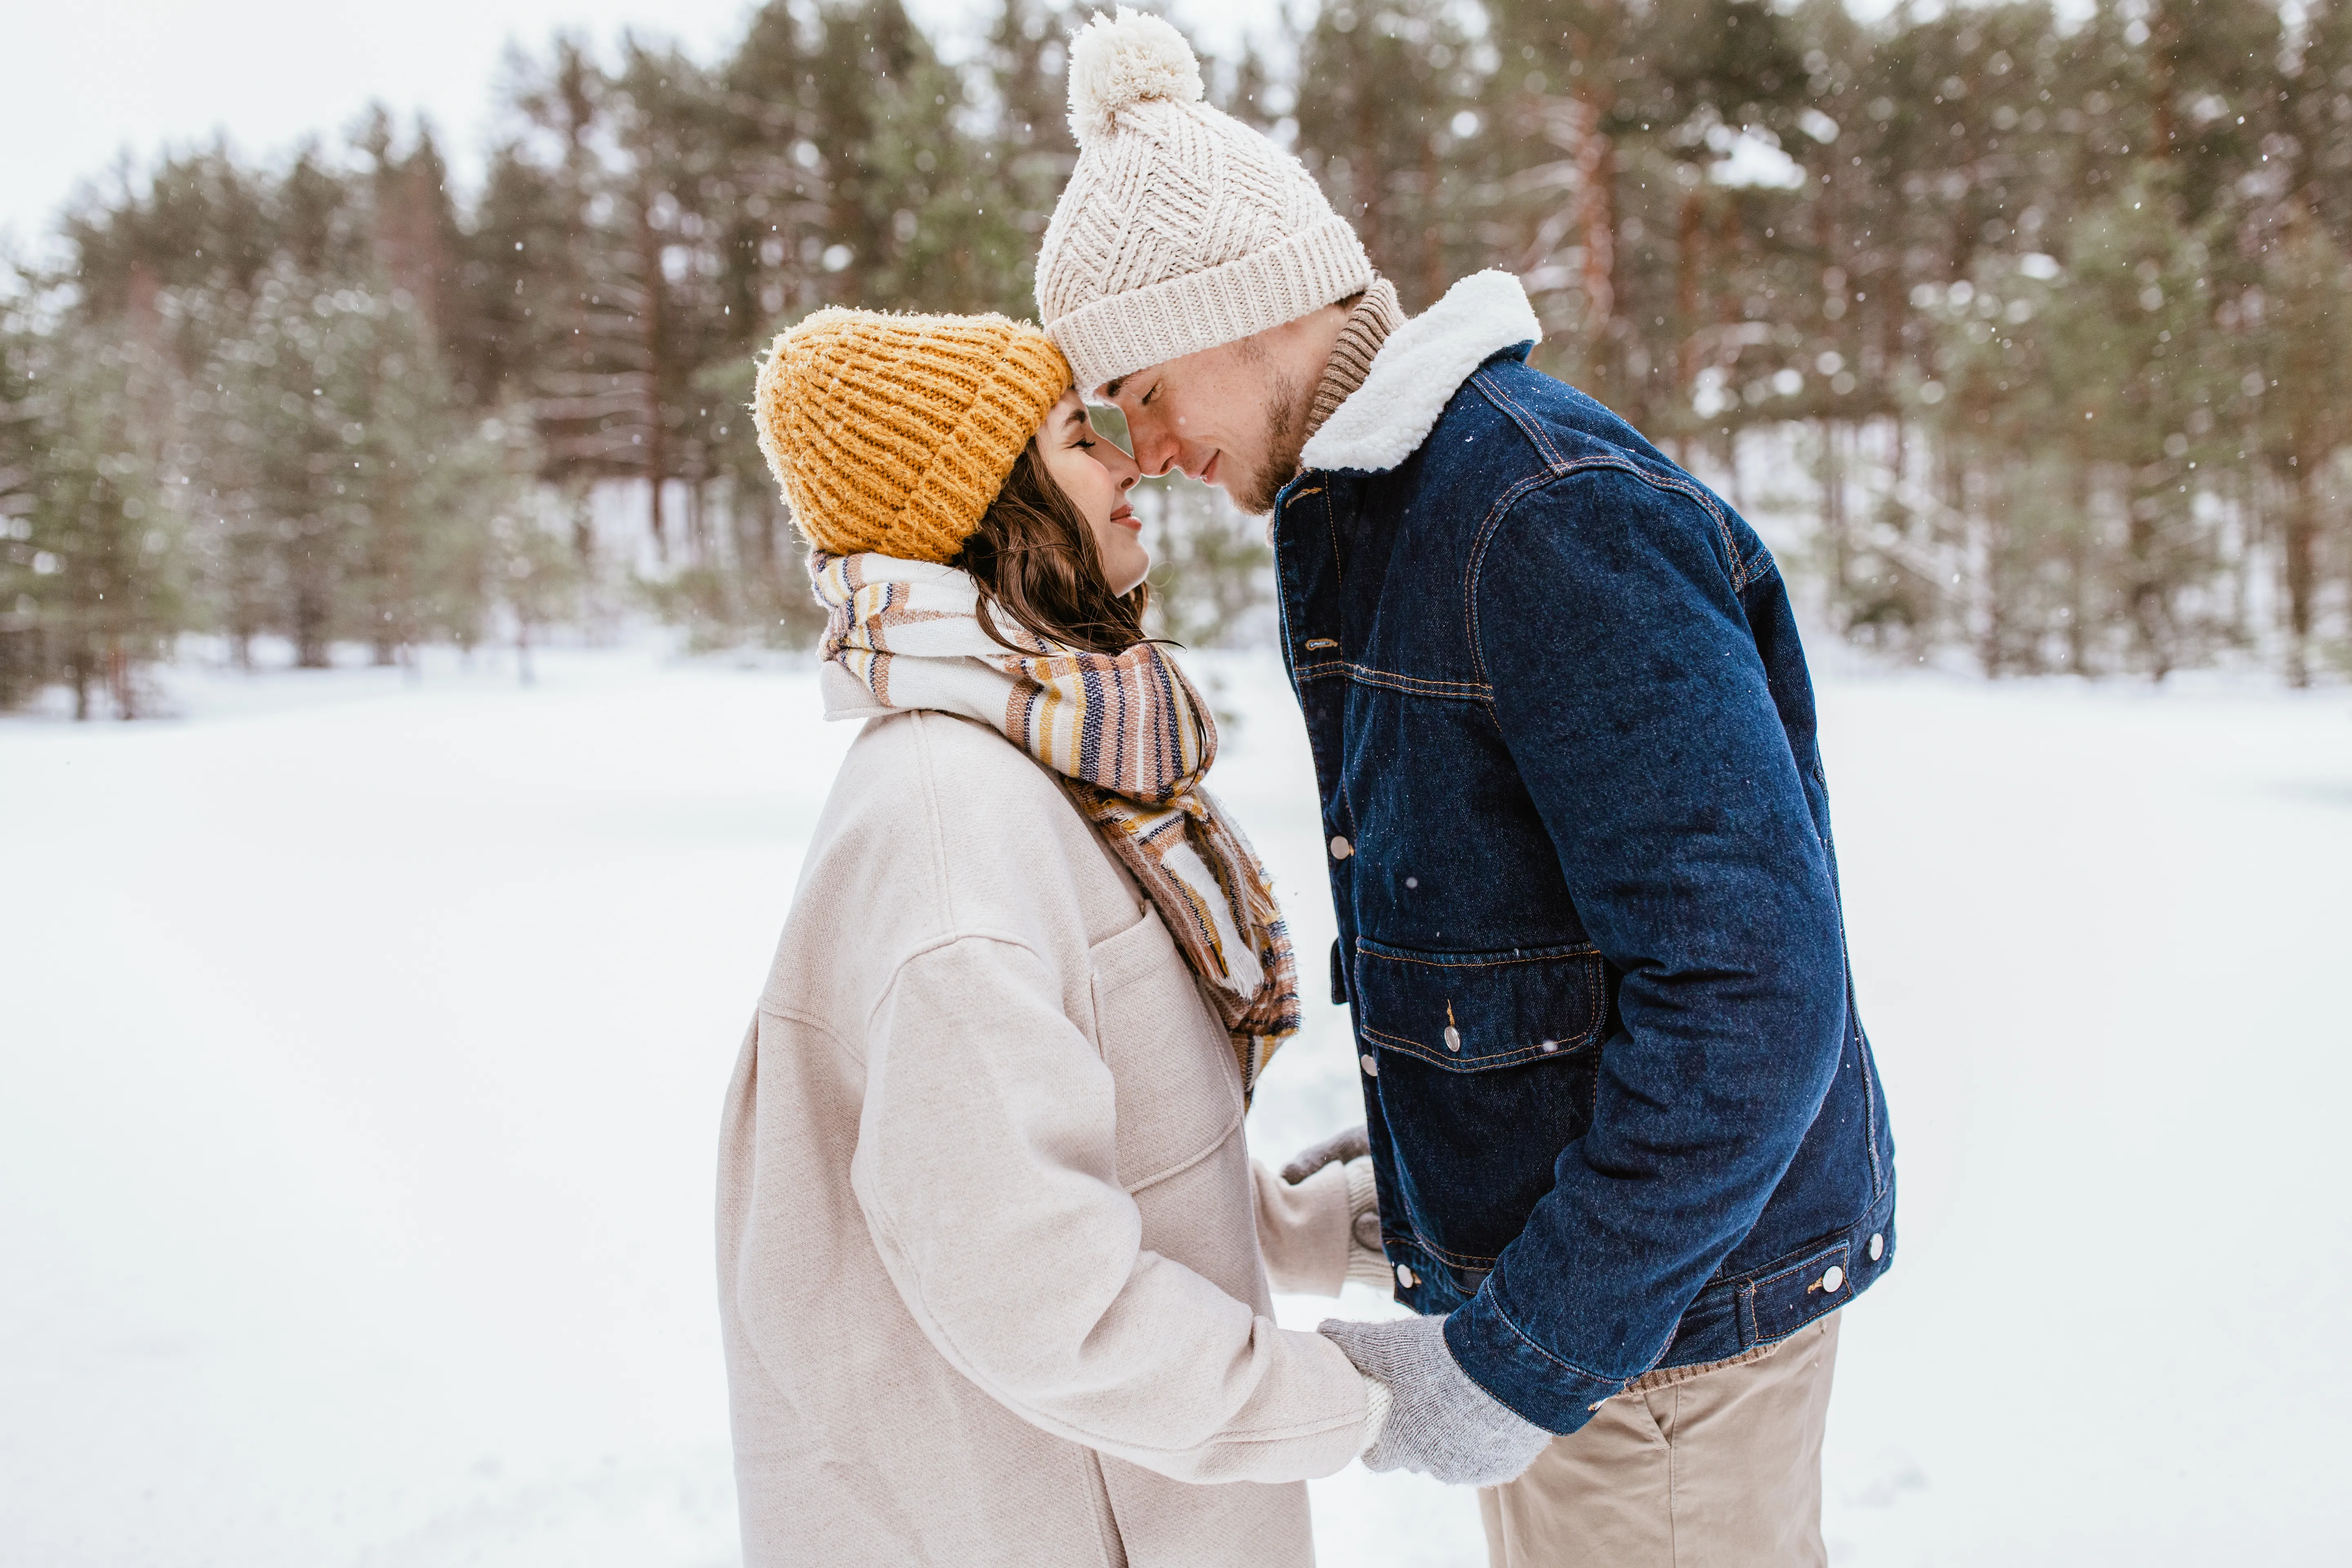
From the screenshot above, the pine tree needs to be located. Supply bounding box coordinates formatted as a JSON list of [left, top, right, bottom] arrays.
[[3, 319, 184, 716]]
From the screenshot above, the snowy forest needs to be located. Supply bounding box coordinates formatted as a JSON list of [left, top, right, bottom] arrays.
[[6, 0, 2351, 717]]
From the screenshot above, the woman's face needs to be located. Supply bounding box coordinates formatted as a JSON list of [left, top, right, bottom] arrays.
[[1036, 388, 1149, 597]]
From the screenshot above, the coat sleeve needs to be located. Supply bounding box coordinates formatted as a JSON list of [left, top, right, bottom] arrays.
[[1446, 469, 1851, 1432], [850, 933, 1371, 1483], [1250, 1157, 1352, 1297]]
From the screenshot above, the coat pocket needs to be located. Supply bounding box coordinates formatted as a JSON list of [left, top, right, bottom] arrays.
[[1351, 938, 1606, 1073], [1351, 938, 1607, 1279], [1088, 909, 1245, 1192]]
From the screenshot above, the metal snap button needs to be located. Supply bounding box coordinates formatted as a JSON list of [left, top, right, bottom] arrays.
[[1538, 1039, 1558, 1053], [1359, 1054, 1378, 1077], [1821, 1264, 1846, 1293], [1395, 1263, 1417, 1289], [1868, 1233, 1884, 1262], [1442, 1026, 1461, 1052], [1329, 835, 1353, 860]]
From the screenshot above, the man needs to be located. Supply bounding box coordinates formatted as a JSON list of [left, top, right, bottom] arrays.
[[1034, 13, 1897, 1565]]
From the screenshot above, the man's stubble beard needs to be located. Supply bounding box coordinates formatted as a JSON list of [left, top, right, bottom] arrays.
[[1236, 368, 1309, 516]]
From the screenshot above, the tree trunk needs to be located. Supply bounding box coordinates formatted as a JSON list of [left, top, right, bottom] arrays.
[[2065, 461, 2091, 675], [2284, 465, 2318, 687], [109, 638, 135, 719], [640, 192, 669, 560], [1675, 188, 1704, 464]]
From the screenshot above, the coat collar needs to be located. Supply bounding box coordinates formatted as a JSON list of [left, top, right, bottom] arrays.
[[1296, 270, 1543, 476]]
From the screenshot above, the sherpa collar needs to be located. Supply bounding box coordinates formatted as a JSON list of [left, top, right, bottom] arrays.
[[1296, 270, 1542, 475]]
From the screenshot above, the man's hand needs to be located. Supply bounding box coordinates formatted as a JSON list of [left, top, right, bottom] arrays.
[[1280, 1125, 1370, 1184], [1318, 1314, 1552, 1486]]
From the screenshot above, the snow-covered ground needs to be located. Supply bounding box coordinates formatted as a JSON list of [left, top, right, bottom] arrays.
[[4, 641, 2348, 1566]]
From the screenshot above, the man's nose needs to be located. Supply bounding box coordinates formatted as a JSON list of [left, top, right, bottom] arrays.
[[1129, 414, 1181, 477]]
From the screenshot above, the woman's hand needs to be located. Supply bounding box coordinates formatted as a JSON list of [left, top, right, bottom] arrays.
[[1318, 1314, 1554, 1486]]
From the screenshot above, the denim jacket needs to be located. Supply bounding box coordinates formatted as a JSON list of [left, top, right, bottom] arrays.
[[1276, 272, 1897, 1433]]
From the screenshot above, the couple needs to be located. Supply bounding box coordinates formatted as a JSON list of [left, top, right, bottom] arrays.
[[715, 12, 1895, 1566]]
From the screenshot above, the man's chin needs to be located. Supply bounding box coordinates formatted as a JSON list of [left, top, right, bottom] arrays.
[[1235, 446, 1302, 515]]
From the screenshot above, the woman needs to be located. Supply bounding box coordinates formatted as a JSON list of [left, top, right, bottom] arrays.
[[717, 308, 1390, 1568]]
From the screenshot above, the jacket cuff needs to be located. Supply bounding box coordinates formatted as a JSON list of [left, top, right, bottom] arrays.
[[1341, 1159, 1394, 1291], [1444, 1279, 1624, 1435]]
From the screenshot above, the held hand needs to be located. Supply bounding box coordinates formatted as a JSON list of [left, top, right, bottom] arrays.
[[1317, 1314, 1552, 1487], [1280, 1125, 1370, 1184]]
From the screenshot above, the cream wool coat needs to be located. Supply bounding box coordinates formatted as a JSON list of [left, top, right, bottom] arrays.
[[717, 700, 1373, 1568]]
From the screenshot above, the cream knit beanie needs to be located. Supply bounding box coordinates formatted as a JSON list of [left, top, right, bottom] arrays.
[[1036, 9, 1374, 395]]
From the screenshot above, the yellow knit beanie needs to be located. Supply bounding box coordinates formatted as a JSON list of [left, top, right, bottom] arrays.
[[753, 308, 1072, 564]]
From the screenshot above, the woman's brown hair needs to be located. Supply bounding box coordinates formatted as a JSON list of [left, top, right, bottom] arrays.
[[954, 441, 1149, 656]]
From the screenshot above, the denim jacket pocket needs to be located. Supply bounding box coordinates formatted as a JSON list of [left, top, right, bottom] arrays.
[[1351, 938, 1606, 1072], [1353, 937, 1608, 1285]]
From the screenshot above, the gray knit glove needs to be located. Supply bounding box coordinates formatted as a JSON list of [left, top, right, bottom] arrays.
[[1318, 1313, 1553, 1486], [1279, 1125, 1370, 1183]]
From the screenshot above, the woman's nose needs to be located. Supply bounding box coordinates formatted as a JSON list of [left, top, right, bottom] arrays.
[[1103, 437, 1142, 488]]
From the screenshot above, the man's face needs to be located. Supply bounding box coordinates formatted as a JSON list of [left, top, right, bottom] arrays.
[[1098, 336, 1307, 516]]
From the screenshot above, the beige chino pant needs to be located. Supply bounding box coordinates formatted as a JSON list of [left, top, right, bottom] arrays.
[[1478, 1313, 1840, 1568]]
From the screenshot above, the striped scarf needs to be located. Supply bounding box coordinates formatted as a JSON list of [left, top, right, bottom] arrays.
[[811, 551, 1300, 1097]]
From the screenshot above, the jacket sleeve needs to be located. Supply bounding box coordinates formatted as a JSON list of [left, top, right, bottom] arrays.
[[850, 933, 1371, 1483], [1448, 469, 1850, 1432]]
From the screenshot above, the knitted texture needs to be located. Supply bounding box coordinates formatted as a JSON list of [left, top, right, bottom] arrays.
[[1037, 9, 1373, 394], [1303, 279, 1402, 447], [753, 308, 1071, 564], [1318, 1313, 1555, 1486]]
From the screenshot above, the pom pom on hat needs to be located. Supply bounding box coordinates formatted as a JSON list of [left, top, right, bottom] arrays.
[[1067, 7, 1204, 147], [1037, 5, 1373, 394]]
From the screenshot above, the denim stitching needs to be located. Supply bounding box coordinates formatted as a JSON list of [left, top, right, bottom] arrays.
[[1355, 945, 1608, 1067], [1477, 1279, 1627, 1385], [1394, 1229, 1501, 1270], [1357, 941, 1600, 967], [1483, 376, 1735, 556], [1474, 366, 1568, 468], [1461, 469, 1570, 686], [1858, 1025, 1887, 1199], [1474, 369, 1758, 597], [1465, 455, 1762, 686], [1746, 1243, 1850, 1341], [1320, 486, 1346, 591], [1341, 664, 1493, 700], [1365, 1033, 1598, 1074]]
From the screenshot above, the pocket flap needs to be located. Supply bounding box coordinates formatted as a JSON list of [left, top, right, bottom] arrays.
[[1089, 909, 1244, 1189], [1352, 938, 1604, 1072]]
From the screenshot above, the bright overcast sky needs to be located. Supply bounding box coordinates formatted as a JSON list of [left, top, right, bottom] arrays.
[[0, 0, 1271, 257]]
